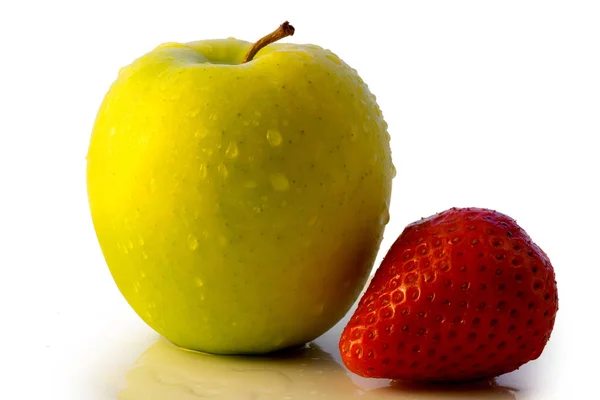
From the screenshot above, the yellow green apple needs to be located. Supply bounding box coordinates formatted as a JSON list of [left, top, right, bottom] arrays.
[[87, 23, 394, 354]]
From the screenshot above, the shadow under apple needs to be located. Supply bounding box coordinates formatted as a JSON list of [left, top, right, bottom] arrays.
[[118, 338, 361, 400]]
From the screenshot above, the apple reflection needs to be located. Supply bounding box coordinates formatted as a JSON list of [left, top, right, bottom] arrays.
[[119, 338, 360, 399]]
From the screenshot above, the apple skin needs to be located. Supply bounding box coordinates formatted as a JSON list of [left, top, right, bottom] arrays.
[[87, 38, 393, 354]]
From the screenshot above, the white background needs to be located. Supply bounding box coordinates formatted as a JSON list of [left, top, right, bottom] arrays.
[[1, 1, 599, 399]]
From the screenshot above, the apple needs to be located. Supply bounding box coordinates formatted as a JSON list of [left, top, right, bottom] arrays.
[[87, 22, 394, 354]]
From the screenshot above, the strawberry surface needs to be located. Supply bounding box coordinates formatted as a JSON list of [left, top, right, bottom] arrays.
[[339, 207, 558, 382]]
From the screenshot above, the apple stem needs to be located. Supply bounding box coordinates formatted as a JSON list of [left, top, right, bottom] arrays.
[[242, 21, 295, 63]]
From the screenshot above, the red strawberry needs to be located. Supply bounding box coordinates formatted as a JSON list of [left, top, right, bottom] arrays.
[[339, 207, 558, 382]]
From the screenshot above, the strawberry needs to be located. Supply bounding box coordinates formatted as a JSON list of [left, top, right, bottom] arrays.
[[339, 207, 558, 382]]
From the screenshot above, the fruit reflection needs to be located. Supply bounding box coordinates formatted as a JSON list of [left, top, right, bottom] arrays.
[[119, 338, 358, 399]]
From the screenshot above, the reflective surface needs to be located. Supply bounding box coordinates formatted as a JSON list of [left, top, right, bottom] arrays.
[[120, 337, 519, 400], [107, 304, 556, 400]]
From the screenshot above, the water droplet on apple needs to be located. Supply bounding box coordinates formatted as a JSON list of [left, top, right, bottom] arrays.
[[218, 236, 228, 247], [194, 129, 207, 139], [266, 129, 283, 147], [142, 252, 148, 260], [270, 173, 289, 191], [109, 127, 117, 136], [350, 125, 358, 142], [198, 164, 208, 179], [194, 277, 204, 287], [380, 208, 390, 226], [244, 181, 257, 189], [392, 164, 397, 178], [208, 113, 219, 121], [188, 109, 199, 118], [149, 178, 157, 193], [290, 50, 313, 61], [313, 303, 324, 316], [188, 233, 198, 251], [218, 163, 229, 178], [157, 42, 182, 49], [138, 235, 145, 246], [326, 53, 342, 65], [225, 141, 239, 159], [308, 216, 318, 226], [133, 281, 141, 293]]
